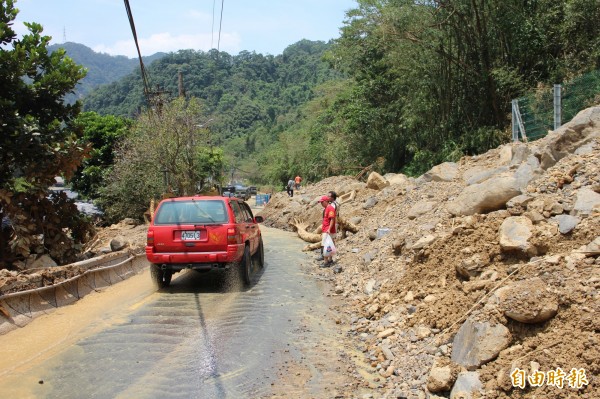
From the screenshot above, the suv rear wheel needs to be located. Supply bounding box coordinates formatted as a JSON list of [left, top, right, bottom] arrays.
[[240, 245, 252, 286], [150, 263, 172, 289], [253, 237, 264, 269]]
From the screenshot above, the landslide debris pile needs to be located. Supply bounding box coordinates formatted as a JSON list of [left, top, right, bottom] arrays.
[[0, 219, 147, 295], [259, 106, 600, 399]]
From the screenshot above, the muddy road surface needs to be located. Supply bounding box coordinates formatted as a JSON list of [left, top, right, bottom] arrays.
[[0, 227, 364, 398]]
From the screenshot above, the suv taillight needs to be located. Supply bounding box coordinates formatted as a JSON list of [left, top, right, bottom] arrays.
[[227, 227, 241, 244], [146, 230, 154, 246]]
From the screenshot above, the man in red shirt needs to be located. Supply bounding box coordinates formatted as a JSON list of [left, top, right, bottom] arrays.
[[318, 195, 337, 267], [294, 175, 302, 190]]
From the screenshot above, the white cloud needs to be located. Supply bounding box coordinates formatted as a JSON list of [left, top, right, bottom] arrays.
[[93, 32, 241, 58]]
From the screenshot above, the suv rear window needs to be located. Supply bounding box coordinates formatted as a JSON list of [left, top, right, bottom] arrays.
[[154, 199, 229, 224]]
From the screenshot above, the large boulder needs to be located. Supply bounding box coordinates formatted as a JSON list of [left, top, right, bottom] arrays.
[[366, 172, 390, 191], [384, 173, 411, 187], [492, 277, 558, 323], [499, 216, 536, 255], [573, 188, 600, 216], [451, 319, 511, 370], [543, 106, 600, 162], [447, 175, 521, 216], [463, 166, 508, 186], [422, 162, 459, 182]]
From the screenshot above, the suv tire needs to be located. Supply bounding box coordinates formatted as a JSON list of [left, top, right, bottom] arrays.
[[240, 245, 252, 286], [150, 263, 172, 289], [253, 237, 264, 269]]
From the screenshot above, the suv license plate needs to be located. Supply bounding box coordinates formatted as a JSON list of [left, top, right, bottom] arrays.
[[181, 231, 201, 240]]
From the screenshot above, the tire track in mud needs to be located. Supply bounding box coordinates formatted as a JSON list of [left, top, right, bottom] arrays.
[[0, 227, 360, 399]]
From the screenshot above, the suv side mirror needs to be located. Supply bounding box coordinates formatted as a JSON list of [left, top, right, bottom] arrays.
[[254, 216, 264, 223]]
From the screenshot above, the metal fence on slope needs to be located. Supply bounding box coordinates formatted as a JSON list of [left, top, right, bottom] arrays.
[[512, 70, 600, 142]]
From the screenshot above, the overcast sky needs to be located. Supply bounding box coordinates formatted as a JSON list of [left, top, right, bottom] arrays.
[[13, 0, 356, 58]]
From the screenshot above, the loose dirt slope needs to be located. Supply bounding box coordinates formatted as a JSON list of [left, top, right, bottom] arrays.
[[258, 106, 600, 399]]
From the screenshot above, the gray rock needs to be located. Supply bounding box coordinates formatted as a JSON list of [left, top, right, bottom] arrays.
[[450, 371, 482, 399], [451, 319, 511, 370], [499, 216, 536, 255], [447, 175, 521, 216], [456, 254, 489, 279], [381, 345, 395, 361], [545, 106, 600, 161], [384, 172, 411, 187], [408, 234, 437, 250], [366, 172, 390, 190], [509, 143, 531, 166], [407, 201, 437, 220], [573, 188, 600, 216], [349, 216, 362, 225], [513, 155, 543, 190], [363, 197, 379, 209], [463, 166, 509, 186], [364, 279, 377, 295], [427, 363, 456, 393], [110, 235, 128, 251], [29, 254, 57, 269], [506, 194, 533, 209], [422, 162, 459, 182], [575, 142, 595, 155], [584, 236, 600, 256], [553, 214, 580, 234], [492, 277, 558, 323], [376, 228, 392, 239]]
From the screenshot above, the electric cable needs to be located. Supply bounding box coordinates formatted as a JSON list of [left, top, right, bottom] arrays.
[[123, 0, 152, 104], [217, 0, 225, 53]]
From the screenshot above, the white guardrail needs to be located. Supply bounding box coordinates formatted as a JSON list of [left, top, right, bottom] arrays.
[[0, 251, 148, 335]]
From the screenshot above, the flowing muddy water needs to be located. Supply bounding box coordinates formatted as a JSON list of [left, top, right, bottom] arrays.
[[0, 227, 364, 398]]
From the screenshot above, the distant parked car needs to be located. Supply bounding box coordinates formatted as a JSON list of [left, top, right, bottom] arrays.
[[248, 186, 257, 195], [145, 195, 265, 288], [233, 185, 251, 201], [221, 185, 236, 197]]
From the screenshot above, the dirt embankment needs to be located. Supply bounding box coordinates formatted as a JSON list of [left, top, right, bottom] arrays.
[[258, 106, 600, 399]]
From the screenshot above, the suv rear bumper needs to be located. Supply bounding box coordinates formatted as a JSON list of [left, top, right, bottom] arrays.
[[146, 244, 244, 267]]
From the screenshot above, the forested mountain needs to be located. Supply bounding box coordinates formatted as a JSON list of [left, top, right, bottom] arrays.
[[81, 0, 600, 187], [82, 40, 344, 184], [48, 42, 164, 101]]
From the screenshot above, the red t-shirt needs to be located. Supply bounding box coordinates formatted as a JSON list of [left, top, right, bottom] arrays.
[[322, 204, 336, 234]]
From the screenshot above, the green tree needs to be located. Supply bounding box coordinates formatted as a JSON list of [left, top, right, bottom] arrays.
[[0, 1, 93, 267], [71, 112, 131, 199], [97, 97, 217, 223]]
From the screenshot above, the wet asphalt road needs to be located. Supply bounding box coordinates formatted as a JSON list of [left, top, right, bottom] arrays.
[[0, 227, 354, 399]]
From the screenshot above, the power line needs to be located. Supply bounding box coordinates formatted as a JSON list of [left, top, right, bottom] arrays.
[[123, 0, 152, 104], [217, 0, 225, 53]]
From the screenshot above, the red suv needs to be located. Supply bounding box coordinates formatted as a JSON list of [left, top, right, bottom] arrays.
[[145, 196, 264, 288]]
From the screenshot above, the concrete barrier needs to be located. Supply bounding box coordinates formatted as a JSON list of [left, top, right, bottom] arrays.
[[0, 252, 147, 335]]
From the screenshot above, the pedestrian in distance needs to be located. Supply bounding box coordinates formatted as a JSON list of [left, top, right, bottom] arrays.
[[318, 195, 337, 267], [286, 178, 294, 197], [328, 190, 340, 232], [294, 175, 302, 190]]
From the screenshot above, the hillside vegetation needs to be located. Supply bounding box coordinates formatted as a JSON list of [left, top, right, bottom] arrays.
[[82, 0, 600, 186]]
